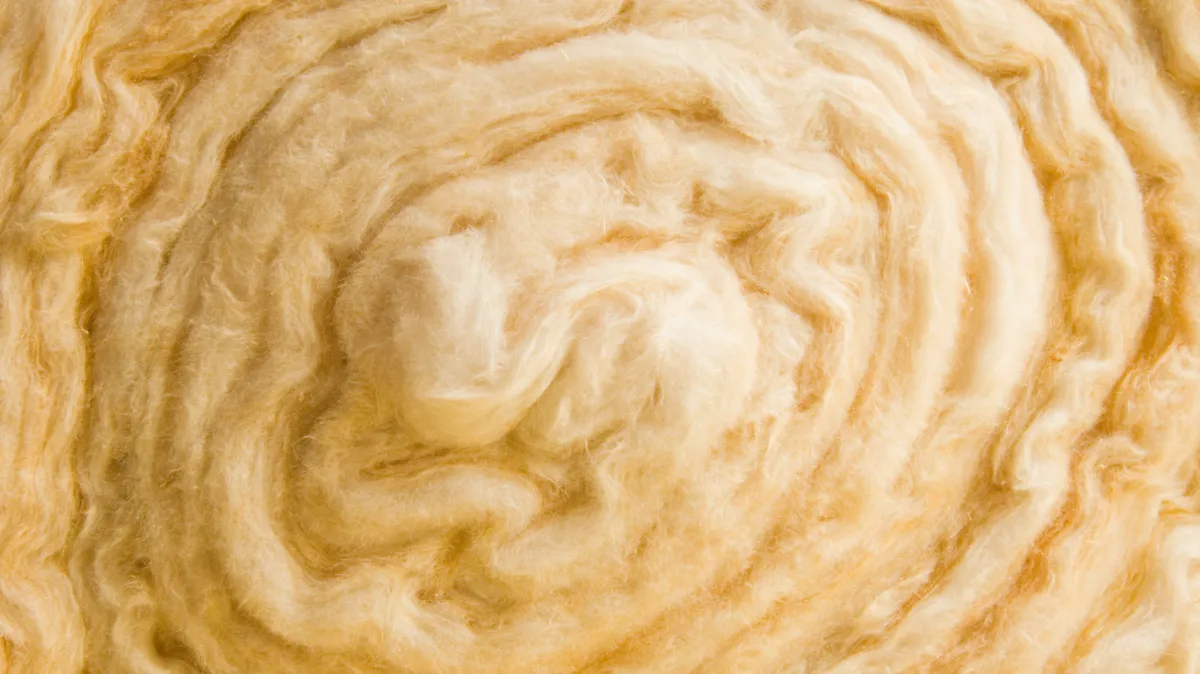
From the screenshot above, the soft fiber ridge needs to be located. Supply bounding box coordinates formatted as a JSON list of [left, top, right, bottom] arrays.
[[3, 0, 1200, 671]]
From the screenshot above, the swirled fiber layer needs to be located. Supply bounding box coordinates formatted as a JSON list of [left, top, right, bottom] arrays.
[[3, 0, 1200, 672]]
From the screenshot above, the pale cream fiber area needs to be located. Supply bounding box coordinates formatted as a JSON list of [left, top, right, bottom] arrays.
[[4, 0, 1200, 672]]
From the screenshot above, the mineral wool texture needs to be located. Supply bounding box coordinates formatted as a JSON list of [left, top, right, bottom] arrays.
[[3, 0, 1200, 672]]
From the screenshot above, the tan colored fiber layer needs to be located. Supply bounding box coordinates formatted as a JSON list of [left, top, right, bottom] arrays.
[[3, 0, 1200, 672]]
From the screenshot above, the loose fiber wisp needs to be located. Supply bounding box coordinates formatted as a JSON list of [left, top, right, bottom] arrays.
[[4, 0, 1200, 672]]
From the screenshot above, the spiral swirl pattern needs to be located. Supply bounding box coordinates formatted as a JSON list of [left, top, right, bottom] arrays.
[[3, 0, 1200, 671]]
